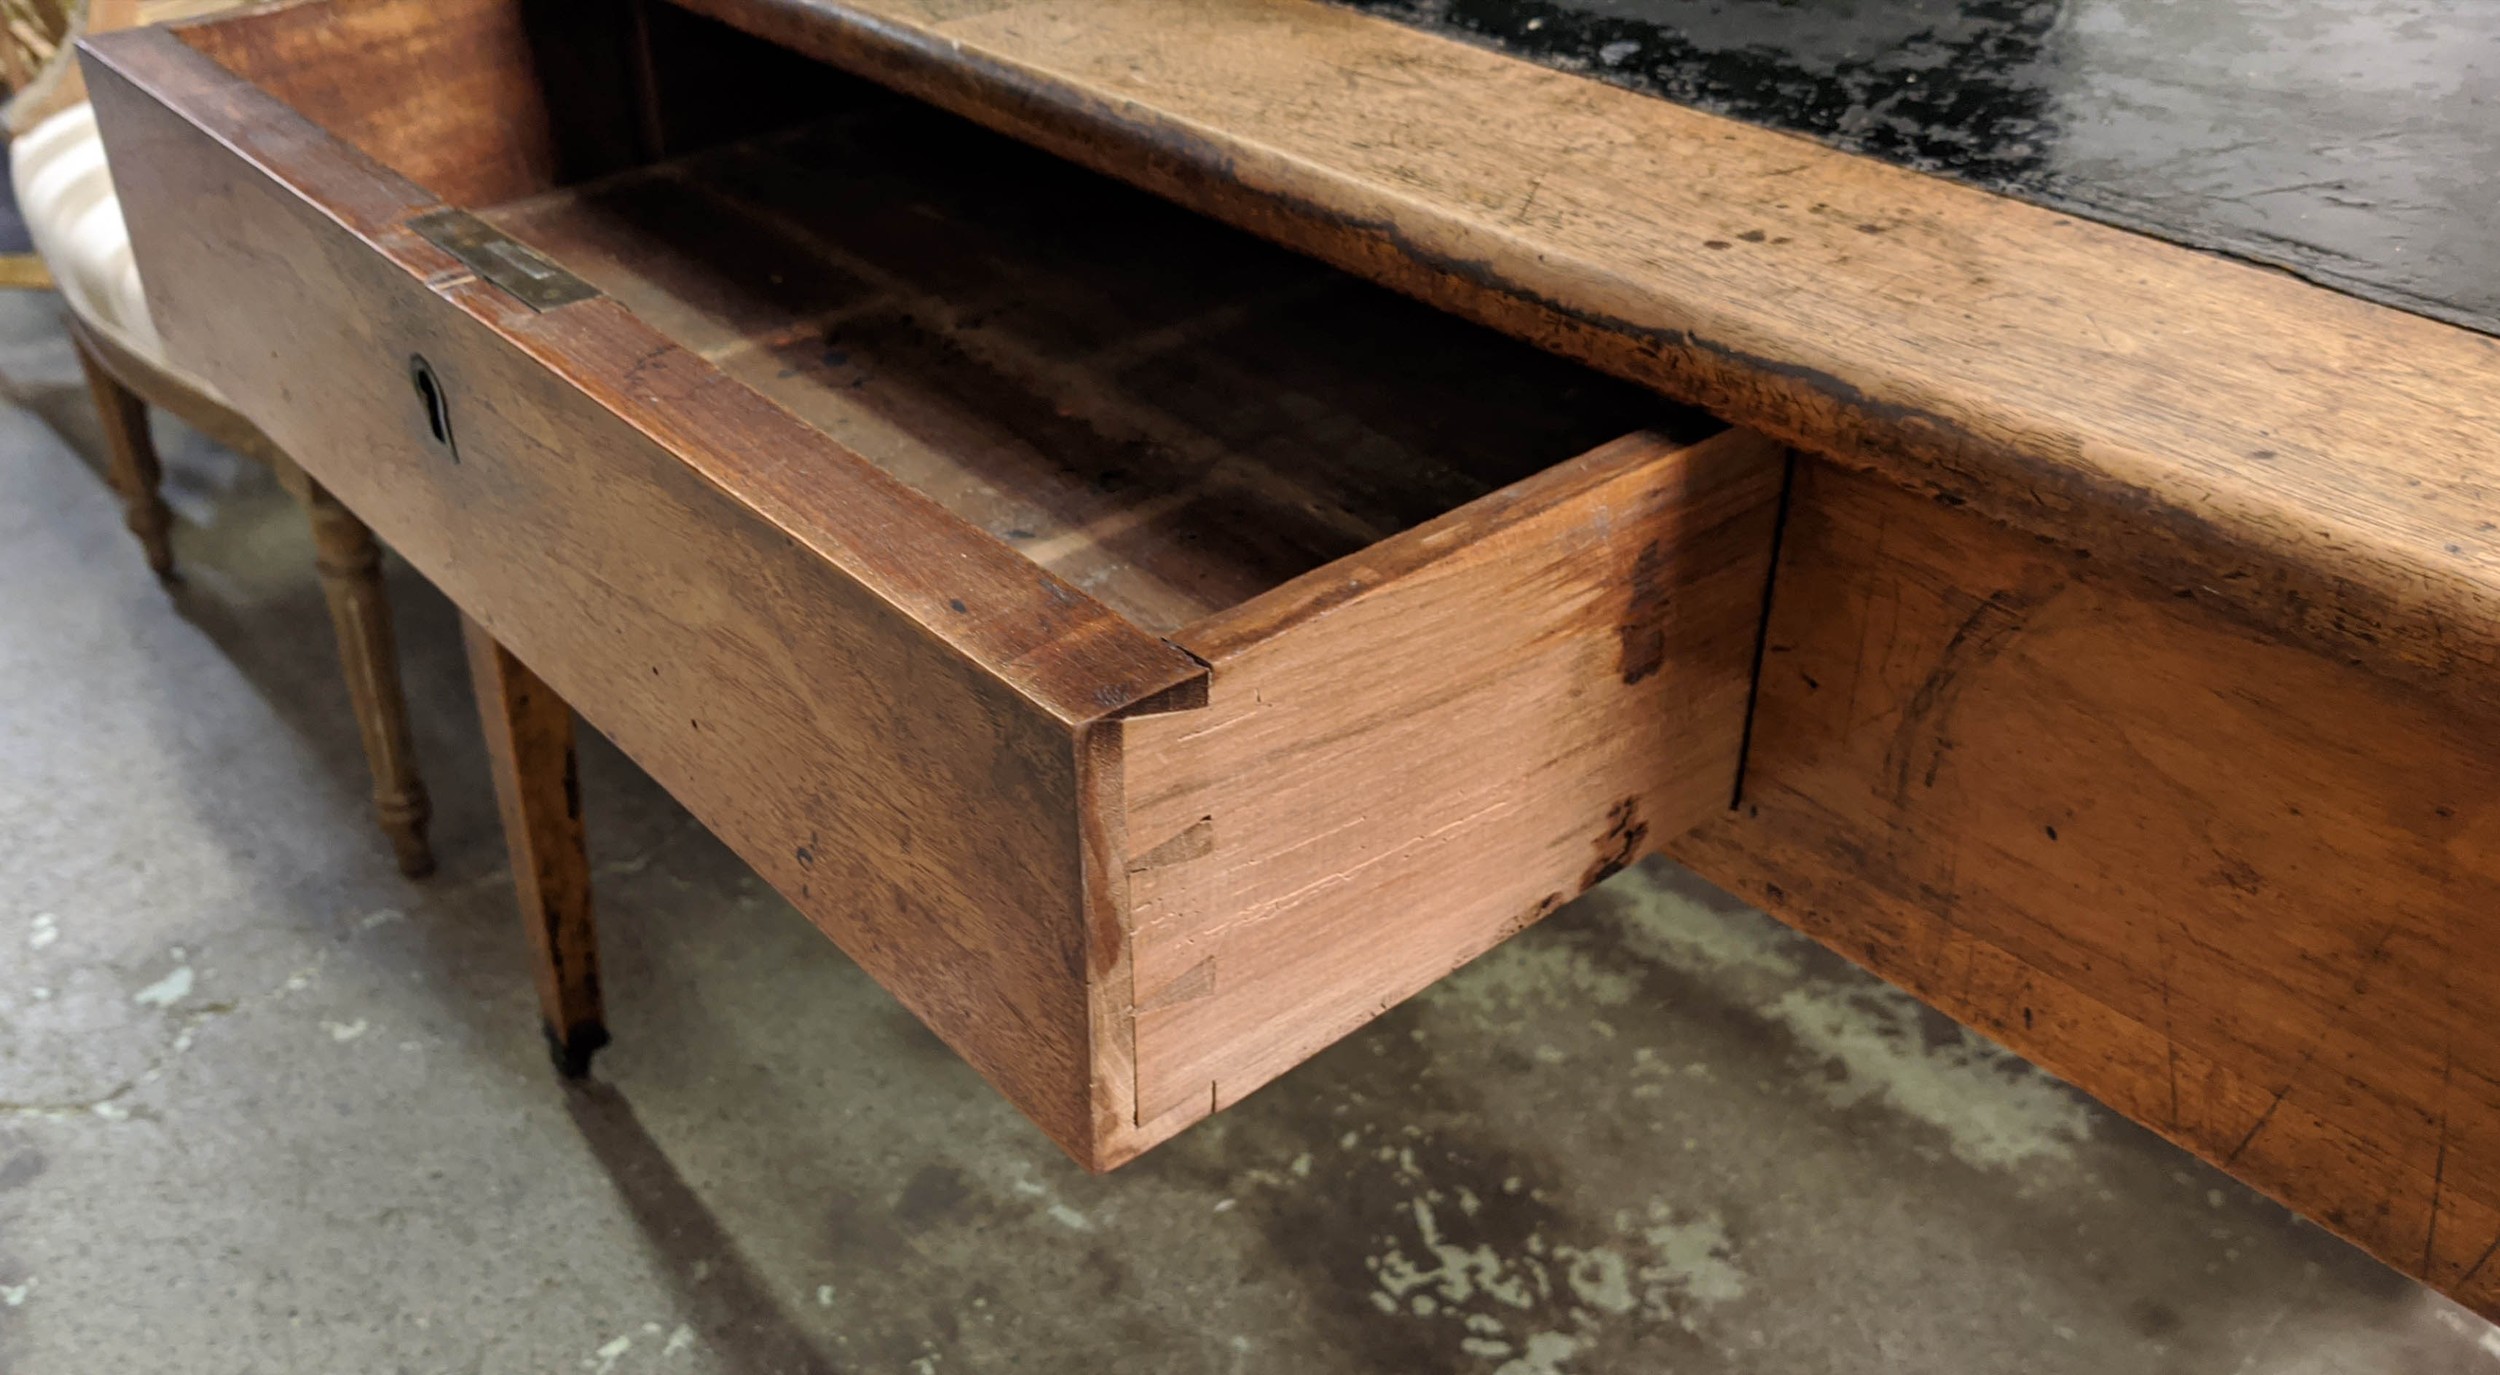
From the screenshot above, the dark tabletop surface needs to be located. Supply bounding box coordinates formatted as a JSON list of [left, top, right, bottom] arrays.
[[1340, 0, 2499, 336]]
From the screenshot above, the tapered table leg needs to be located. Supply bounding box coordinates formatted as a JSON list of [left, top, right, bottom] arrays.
[[462, 614, 607, 1076], [299, 473, 434, 877]]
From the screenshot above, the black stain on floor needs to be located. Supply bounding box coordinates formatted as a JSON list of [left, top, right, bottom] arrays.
[[894, 1163, 977, 1227], [0, 1149, 44, 1194]]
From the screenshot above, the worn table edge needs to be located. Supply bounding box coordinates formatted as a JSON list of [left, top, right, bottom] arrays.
[[667, 0, 2500, 715]]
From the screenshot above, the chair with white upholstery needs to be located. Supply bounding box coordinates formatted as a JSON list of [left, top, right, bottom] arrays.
[[12, 97, 435, 876]]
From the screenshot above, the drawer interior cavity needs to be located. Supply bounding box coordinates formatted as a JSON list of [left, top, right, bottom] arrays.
[[473, 91, 1695, 632], [173, 0, 1706, 634]]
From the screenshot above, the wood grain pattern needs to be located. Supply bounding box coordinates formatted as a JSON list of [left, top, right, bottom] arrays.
[[664, 0, 2500, 715], [464, 614, 602, 1072], [1121, 427, 1779, 1136], [84, 24, 1209, 1163], [172, 0, 853, 206], [174, 0, 597, 206], [1673, 460, 2500, 1317]]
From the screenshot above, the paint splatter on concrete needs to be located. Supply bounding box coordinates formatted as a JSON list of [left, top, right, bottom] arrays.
[[26, 912, 56, 950], [1594, 864, 2093, 1169], [1363, 1180, 1745, 1370], [131, 965, 191, 1009], [1770, 983, 2094, 1168], [1605, 875, 1802, 979], [1433, 941, 1637, 1027], [1493, 1331, 1583, 1375], [997, 1160, 1102, 1236], [1638, 1212, 1745, 1309]]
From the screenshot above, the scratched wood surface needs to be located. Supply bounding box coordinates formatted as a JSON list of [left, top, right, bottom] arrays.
[[664, 0, 2500, 720], [1673, 460, 2500, 1315], [1122, 427, 1780, 1139], [1344, 0, 2500, 339]]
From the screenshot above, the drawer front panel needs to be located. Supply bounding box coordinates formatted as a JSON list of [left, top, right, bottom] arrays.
[[86, 31, 1204, 1162]]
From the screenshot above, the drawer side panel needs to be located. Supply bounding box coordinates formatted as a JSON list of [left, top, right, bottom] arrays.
[[1121, 428, 1785, 1133], [172, 0, 628, 207]]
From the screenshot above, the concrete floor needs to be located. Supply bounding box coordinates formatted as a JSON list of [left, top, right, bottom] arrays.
[[0, 290, 2495, 1375]]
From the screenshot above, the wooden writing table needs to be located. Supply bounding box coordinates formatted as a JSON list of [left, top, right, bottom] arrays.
[[83, 0, 2500, 1317]]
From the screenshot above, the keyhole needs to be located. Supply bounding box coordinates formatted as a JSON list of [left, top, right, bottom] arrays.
[[410, 355, 455, 457]]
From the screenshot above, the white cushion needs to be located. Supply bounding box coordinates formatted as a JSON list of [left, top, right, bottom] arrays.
[[11, 101, 221, 399]]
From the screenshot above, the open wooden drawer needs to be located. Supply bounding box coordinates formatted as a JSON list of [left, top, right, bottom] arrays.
[[82, 0, 1785, 1167]]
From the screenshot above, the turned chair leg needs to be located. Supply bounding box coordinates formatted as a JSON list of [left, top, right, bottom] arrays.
[[71, 330, 174, 578], [298, 473, 435, 878], [463, 614, 607, 1077]]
